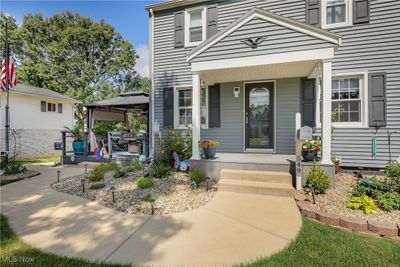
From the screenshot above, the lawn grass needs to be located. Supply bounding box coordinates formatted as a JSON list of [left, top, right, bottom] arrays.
[[0, 214, 127, 267], [243, 217, 400, 267], [18, 156, 60, 165]]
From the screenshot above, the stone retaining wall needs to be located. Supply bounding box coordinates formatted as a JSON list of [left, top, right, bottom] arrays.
[[294, 194, 400, 238]]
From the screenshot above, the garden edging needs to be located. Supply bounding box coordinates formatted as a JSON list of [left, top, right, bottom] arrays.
[[294, 195, 400, 238]]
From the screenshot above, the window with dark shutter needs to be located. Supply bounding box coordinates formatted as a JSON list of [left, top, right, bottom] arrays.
[[353, 0, 370, 24], [41, 101, 46, 112], [369, 73, 386, 127], [174, 11, 184, 48], [58, 103, 63, 114], [163, 88, 174, 128], [302, 79, 316, 127], [208, 84, 220, 128], [306, 0, 321, 26], [207, 4, 218, 38]]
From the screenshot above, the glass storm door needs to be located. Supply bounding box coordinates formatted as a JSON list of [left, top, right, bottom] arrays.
[[245, 82, 274, 150]]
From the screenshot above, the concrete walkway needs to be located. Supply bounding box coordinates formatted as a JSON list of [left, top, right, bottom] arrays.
[[0, 166, 302, 266]]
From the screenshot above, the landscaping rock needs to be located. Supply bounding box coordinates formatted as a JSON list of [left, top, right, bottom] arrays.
[[367, 220, 398, 237], [294, 193, 307, 202], [339, 217, 368, 232], [316, 211, 340, 226], [298, 201, 317, 219]]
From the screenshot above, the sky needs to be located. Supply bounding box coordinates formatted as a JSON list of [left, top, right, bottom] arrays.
[[1, 0, 160, 77]]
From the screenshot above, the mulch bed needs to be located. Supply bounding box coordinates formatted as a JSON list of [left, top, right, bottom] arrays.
[[52, 171, 217, 215]]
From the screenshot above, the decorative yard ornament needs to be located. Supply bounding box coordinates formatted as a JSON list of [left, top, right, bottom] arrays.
[[241, 36, 266, 49], [173, 152, 195, 172]]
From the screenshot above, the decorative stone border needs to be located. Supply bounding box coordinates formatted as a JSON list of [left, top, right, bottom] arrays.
[[294, 194, 400, 238]]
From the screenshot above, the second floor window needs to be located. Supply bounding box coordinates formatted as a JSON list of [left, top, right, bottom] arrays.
[[322, 0, 352, 29], [185, 6, 206, 47]]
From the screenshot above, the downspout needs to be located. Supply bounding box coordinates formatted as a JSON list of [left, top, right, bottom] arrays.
[[149, 8, 155, 159]]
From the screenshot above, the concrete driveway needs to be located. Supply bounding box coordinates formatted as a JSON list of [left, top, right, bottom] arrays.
[[0, 166, 301, 266]]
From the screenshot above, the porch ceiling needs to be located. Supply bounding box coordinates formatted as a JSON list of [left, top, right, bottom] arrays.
[[200, 60, 319, 84]]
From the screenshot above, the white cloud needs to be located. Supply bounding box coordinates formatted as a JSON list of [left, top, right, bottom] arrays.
[[135, 44, 149, 78]]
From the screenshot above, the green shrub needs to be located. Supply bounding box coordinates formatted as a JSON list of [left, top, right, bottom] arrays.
[[136, 177, 154, 189], [4, 161, 24, 175], [352, 178, 389, 198], [86, 163, 118, 182], [346, 195, 377, 214], [89, 183, 106, 190], [142, 193, 158, 202], [305, 160, 330, 194], [158, 127, 192, 165], [149, 162, 173, 179], [113, 167, 127, 179], [125, 159, 142, 173], [382, 162, 400, 193], [377, 192, 400, 211], [189, 168, 205, 184]]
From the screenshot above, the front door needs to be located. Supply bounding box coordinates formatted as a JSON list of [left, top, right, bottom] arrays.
[[245, 82, 274, 150]]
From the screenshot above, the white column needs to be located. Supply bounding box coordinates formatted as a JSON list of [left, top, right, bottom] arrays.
[[192, 73, 201, 160], [321, 60, 332, 165]]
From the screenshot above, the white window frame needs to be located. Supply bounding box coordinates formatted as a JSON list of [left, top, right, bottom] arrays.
[[184, 6, 207, 47], [174, 85, 208, 129], [321, 0, 353, 29], [316, 72, 368, 128]]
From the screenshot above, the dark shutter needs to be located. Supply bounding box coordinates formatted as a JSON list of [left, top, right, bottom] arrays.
[[353, 0, 370, 24], [369, 73, 387, 127], [208, 84, 220, 128], [163, 88, 174, 128], [41, 101, 46, 112], [306, 0, 321, 26], [58, 103, 63, 114], [207, 4, 218, 38], [301, 79, 316, 127], [174, 11, 184, 48]]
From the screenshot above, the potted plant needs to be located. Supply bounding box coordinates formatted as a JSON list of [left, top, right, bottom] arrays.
[[302, 140, 321, 161], [198, 140, 220, 159], [64, 126, 85, 156]]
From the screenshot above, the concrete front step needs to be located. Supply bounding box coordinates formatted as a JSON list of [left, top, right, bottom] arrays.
[[219, 179, 294, 197], [220, 169, 292, 184]]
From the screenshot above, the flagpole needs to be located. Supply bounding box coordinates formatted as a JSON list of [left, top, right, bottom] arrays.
[[5, 22, 10, 154]]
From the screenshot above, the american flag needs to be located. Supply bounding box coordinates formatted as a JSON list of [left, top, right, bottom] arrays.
[[1, 52, 17, 92]]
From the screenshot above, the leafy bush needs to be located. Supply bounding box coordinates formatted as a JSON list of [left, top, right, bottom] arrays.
[[158, 127, 192, 165], [4, 161, 24, 175], [113, 167, 127, 179], [136, 177, 154, 189], [382, 162, 400, 193], [189, 168, 205, 184], [89, 183, 106, 190], [149, 162, 173, 179], [142, 193, 158, 202], [377, 192, 400, 211], [304, 160, 330, 194], [125, 159, 142, 173], [346, 195, 377, 214], [86, 163, 117, 182], [352, 178, 389, 198]]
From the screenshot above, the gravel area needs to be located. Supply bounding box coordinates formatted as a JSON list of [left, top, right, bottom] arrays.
[[297, 173, 400, 225], [52, 171, 217, 215]]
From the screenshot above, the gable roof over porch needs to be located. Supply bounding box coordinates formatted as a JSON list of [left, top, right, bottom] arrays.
[[187, 7, 341, 63]]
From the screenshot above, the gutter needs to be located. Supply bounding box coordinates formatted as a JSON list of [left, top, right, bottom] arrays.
[[149, 8, 155, 158], [145, 0, 209, 12]]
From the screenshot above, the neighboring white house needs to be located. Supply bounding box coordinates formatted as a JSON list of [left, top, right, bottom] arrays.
[[0, 84, 80, 158]]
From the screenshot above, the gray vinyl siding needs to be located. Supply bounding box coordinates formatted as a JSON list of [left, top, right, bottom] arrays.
[[192, 17, 334, 62], [152, 0, 400, 168]]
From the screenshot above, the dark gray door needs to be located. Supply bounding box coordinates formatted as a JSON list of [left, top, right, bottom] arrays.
[[245, 82, 274, 150]]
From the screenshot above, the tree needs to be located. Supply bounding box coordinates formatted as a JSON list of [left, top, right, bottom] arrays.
[[1, 12, 143, 128]]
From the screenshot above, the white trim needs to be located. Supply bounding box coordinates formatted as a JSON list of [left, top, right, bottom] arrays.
[[321, 0, 353, 29], [187, 8, 340, 61], [184, 6, 207, 47], [321, 61, 332, 165], [149, 8, 155, 158], [243, 80, 277, 153], [192, 73, 201, 160], [191, 48, 335, 72]]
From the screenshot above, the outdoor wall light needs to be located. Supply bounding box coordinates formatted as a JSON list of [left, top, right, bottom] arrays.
[[233, 86, 240, 98], [109, 185, 116, 203], [80, 178, 85, 193], [56, 170, 61, 183]]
